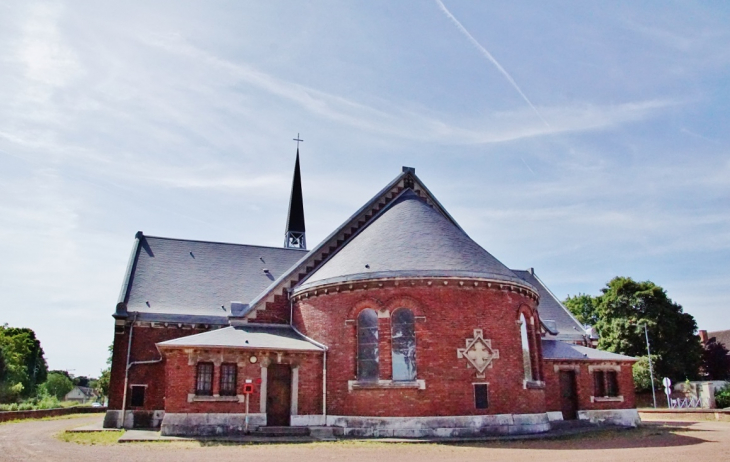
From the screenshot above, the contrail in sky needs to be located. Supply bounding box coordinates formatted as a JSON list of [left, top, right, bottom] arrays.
[[435, 0, 550, 127]]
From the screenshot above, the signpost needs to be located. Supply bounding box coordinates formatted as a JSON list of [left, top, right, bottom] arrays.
[[243, 380, 256, 433], [663, 377, 672, 408]]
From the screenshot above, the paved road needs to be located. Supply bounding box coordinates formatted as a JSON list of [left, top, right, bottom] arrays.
[[1, 414, 729, 462]]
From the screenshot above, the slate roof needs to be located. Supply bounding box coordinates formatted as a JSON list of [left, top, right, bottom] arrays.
[[708, 329, 730, 353], [157, 325, 322, 351], [512, 269, 588, 343], [542, 340, 637, 361], [117, 233, 307, 323], [296, 190, 532, 292], [240, 167, 466, 318]]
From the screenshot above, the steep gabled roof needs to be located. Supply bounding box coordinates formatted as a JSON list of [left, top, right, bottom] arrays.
[[116, 233, 306, 323], [237, 167, 467, 320], [512, 269, 588, 343], [297, 190, 528, 291]]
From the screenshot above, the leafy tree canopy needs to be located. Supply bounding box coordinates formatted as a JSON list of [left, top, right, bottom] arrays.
[[45, 372, 74, 400], [563, 293, 598, 326], [0, 325, 48, 402], [565, 277, 702, 382]]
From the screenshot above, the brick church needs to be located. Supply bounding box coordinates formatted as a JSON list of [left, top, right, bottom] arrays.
[[105, 151, 639, 437]]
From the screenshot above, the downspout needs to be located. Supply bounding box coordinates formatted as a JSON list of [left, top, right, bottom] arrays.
[[120, 312, 138, 428], [288, 291, 328, 425]]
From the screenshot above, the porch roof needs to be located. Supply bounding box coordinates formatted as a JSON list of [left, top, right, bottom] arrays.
[[157, 325, 323, 351], [542, 340, 637, 361]]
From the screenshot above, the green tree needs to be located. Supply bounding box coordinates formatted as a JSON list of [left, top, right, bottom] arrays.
[[0, 325, 48, 402], [44, 372, 74, 400], [632, 355, 660, 393], [593, 277, 702, 382], [563, 293, 599, 326], [95, 343, 113, 401]]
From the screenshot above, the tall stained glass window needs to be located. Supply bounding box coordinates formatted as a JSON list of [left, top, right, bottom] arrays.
[[391, 308, 416, 381], [520, 313, 533, 382], [357, 309, 379, 381]]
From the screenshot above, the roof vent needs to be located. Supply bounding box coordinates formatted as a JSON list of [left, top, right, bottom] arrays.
[[260, 257, 265, 263], [146, 301, 150, 307], [263, 268, 269, 273], [190, 251, 195, 258], [365, 264, 370, 269]]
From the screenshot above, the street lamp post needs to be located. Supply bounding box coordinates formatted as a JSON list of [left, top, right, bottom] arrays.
[[643, 323, 657, 408]]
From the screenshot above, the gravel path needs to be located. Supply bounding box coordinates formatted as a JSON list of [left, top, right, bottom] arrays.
[[1, 414, 729, 462]]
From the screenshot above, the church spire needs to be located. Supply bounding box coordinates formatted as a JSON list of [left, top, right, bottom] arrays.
[[284, 137, 306, 250]]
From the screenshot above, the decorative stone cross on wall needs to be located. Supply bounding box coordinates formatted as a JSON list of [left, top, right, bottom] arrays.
[[457, 329, 500, 379]]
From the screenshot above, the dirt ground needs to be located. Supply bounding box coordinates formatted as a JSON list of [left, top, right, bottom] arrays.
[[1, 414, 729, 462]]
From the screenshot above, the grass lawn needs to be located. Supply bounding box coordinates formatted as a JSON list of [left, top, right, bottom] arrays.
[[58, 430, 125, 445]]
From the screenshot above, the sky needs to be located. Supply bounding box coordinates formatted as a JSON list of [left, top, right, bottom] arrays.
[[1, 1, 729, 378]]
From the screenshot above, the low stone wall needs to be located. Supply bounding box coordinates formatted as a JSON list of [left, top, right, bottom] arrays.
[[577, 409, 640, 427], [0, 406, 106, 423], [325, 413, 552, 437], [161, 412, 266, 436]]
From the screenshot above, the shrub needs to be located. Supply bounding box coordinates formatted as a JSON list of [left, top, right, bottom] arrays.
[[716, 384, 730, 409]]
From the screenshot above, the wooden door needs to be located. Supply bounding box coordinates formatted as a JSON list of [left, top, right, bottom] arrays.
[[266, 364, 292, 426], [559, 370, 578, 420]]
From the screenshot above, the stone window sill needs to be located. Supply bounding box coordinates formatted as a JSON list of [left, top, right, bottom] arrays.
[[591, 395, 624, 403], [524, 380, 546, 390], [348, 379, 426, 392], [187, 393, 246, 403]]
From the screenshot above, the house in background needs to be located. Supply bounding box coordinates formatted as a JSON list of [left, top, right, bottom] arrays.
[[64, 386, 98, 404]]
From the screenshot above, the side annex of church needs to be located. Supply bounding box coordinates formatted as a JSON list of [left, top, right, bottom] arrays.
[[105, 152, 639, 437]]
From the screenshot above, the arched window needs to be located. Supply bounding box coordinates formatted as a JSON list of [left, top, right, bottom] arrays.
[[391, 308, 416, 381], [357, 309, 379, 381], [520, 313, 533, 382]]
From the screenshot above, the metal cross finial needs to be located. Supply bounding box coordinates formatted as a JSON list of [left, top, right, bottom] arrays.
[[293, 133, 303, 149]]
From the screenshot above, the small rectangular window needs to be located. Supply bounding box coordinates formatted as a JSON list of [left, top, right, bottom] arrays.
[[220, 363, 237, 396], [130, 385, 145, 407], [593, 371, 606, 397], [606, 371, 619, 397], [196, 362, 214, 396], [474, 384, 489, 409]]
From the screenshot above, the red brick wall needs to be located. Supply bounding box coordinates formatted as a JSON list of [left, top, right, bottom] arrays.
[[293, 283, 546, 417], [543, 360, 637, 412], [162, 349, 323, 415], [108, 324, 216, 410], [248, 291, 291, 324]]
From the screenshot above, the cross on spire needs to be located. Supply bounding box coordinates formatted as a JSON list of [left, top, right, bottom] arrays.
[[293, 133, 304, 149]]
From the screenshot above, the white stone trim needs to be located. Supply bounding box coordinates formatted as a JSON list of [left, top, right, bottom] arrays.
[[553, 364, 580, 372], [590, 395, 624, 403], [260, 364, 267, 413], [291, 366, 299, 415], [187, 393, 246, 403], [588, 365, 621, 372], [348, 379, 426, 391]]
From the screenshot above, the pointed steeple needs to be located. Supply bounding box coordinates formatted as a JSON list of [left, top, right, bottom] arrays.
[[284, 147, 306, 249]]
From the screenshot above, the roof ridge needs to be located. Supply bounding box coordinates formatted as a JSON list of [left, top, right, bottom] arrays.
[[141, 233, 309, 251]]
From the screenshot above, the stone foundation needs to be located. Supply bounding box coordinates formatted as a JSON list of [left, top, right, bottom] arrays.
[[161, 413, 266, 436], [577, 409, 641, 427], [103, 410, 165, 429]]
